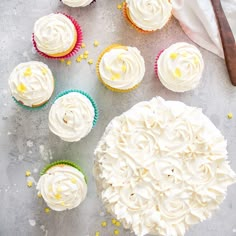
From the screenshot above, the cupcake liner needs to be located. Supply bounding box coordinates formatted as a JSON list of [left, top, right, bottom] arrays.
[[89, 0, 96, 5], [40, 160, 87, 183], [96, 44, 141, 93], [55, 89, 99, 127], [32, 13, 83, 60], [154, 49, 164, 79]]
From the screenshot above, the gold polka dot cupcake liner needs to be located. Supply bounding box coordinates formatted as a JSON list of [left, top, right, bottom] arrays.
[[96, 44, 141, 93]]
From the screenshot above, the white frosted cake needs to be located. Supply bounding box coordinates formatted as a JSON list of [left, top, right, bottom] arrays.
[[94, 97, 236, 236]]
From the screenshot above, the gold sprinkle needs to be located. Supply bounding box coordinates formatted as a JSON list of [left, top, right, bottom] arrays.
[[121, 65, 126, 72], [76, 57, 82, 63], [45, 208, 50, 213], [71, 178, 77, 184], [94, 40, 99, 47], [81, 43, 86, 48], [112, 219, 117, 224], [95, 231, 100, 236], [194, 56, 199, 65], [37, 192, 42, 198], [117, 4, 122, 9], [227, 113, 233, 119], [25, 171, 31, 177], [174, 68, 182, 78], [60, 59, 65, 63], [23, 68, 32, 77], [88, 59, 94, 64], [41, 68, 47, 75], [115, 221, 121, 227], [111, 73, 121, 80], [27, 181, 33, 187], [79, 54, 84, 59], [66, 60, 72, 66], [101, 221, 107, 227], [83, 54, 88, 59], [84, 50, 89, 55], [114, 229, 120, 235], [55, 193, 62, 200], [170, 52, 178, 60], [17, 83, 27, 93]]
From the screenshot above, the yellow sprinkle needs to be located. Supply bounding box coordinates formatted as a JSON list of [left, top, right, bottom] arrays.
[[122, 2, 125, 6], [170, 52, 178, 60], [95, 231, 100, 236], [25, 171, 31, 177], [112, 219, 117, 224], [55, 193, 62, 200], [194, 56, 199, 65], [117, 4, 122, 9], [114, 229, 120, 235], [101, 221, 107, 227], [227, 113, 233, 119], [76, 57, 82, 63], [37, 192, 42, 198], [27, 181, 33, 187], [174, 68, 182, 78], [84, 50, 89, 55], [94, 40, 99, 47], [61, 201, 65, 206], [81, 43, 86, 48], [83, 54, 88, 59], [79, 54, 84, 59], [88, 59, 93, 64], [23, 68, 32, 77], [60, 59, 65, 63], [111, 73, 121, 80], [66, 60, 72, 66], [45, 208, 50, 213], [17, 83, 27, 93], [41, 68, 47, 75], [71, 178, 77, 184], [121, 65, 126, 72], [115, 221, 121, 227]]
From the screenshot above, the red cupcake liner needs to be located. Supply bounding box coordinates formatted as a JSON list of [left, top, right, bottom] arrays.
[[154, 49, 164, 79], [32, 13, 83, 60]]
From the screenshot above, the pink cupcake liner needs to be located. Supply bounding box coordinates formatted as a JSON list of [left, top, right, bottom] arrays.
[[154, 49, 164, 78], [32, 13, 83, 60]]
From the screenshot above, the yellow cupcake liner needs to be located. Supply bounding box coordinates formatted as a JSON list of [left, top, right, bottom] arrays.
[[96, 44, 140, 93], [123, 2, 172, 34]]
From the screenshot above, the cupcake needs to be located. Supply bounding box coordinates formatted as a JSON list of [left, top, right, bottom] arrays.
[[123, 0, 172, 32], [8, 61, 54, 108], [96, 45, 145, 92], [32, 13, 83, 59], [61, 0, 95, 7], [94, 96, 236, 236], [37, 160, 87, 211], [49, 90, 98, 142], [155, 42, 204, 92]]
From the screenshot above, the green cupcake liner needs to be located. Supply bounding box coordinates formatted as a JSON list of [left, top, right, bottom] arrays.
[[12, 96, 49, 110], [54, 89, 99, 127], [40, 160, 87, 183]]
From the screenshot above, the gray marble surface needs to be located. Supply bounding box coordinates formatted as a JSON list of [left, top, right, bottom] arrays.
[[0, 0, 236, 235]]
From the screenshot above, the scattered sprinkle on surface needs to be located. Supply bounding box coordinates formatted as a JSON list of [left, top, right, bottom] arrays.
[[228, 112, 233, 119], [112, 219, 116, 224], [25, 171, 31, 177], [114, 229, 119, 235], [27, 181, 33, 187], [60, 59, 65, 63], [45, 208, 50, 213], [81, 43, 86, 48], [37, 192, 42, 198], [115, 221, 121, 227], [88, 59, 93, 64], [66, 60, 72, 66], [29, 219, 36, 227], [95, 231, 100, 236], [117, 4, 122, 9], [101, 221, 107, 227], [94, 40, 99, 47]]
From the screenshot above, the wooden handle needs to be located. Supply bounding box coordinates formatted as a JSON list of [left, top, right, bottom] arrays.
[[211, 0, 236, 86]]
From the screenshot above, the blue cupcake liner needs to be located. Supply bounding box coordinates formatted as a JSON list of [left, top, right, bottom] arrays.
[[54, 89, 99, 127], [41, 160, 87, 183]]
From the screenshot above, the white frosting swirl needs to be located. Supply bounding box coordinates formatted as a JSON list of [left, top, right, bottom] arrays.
[[37, 165, 87, 211], [49, 92, 95, 142], [157, 42, 204, 92], [62, 0, 93, 7], [8, 61, 54, 107], [99, 46, 145, 90], [126, 0, 172, 31], [34, 13, 76, 55], [94, 97, 236, 236]]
